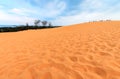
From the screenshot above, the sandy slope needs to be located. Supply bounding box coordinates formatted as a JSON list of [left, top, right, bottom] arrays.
[[0, 21, 120, 79]]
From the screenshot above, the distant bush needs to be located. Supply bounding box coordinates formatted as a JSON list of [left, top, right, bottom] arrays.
[[0, 20, 61, 33], [34, 20, 41, 26], [0, 25, 61, 33], [41, 21, 47, 26]]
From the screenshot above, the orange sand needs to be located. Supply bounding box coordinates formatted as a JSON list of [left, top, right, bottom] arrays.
[[0, 21, 120, 79]]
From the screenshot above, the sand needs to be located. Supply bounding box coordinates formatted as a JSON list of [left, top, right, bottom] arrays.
[[0, 21, 120, 79]]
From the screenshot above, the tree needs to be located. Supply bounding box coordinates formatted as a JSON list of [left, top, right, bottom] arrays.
[[26, 23, 29, 26], [48, 22, 52, 27], [34, 20, 40, 26], [41, 21, 47, 26], [26, 22, 29, 29]]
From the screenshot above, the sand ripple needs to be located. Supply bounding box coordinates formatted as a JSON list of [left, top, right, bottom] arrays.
[[0, 21, 120, 79]]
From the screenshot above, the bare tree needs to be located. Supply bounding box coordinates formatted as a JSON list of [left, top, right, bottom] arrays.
[[34, 20, 40, 26], [26, 22, 29, 29], [26, 22, 29, 26], [41, 21, 47, 26], [48, 22, 52, 27]]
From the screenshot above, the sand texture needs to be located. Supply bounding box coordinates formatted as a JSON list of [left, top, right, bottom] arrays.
[[0, 21, 120, 79]]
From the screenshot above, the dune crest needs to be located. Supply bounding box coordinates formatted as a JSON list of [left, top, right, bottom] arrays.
[[0, 21, 120, 79]]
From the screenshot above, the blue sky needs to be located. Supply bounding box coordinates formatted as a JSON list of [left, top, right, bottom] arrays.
[[0, 0, 120, 25]]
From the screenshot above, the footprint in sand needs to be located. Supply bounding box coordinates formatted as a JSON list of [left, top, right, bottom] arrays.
[[8, 63, 83, 79]]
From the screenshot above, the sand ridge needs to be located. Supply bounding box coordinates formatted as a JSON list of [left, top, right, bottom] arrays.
[[0, 21, 120, 79]]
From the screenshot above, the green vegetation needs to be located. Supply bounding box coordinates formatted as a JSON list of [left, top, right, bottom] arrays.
[[0, 20, 61, 33]]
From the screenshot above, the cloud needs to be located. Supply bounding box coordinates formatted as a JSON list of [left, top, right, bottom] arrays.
[[0, 0, 67, 25], [0, 0, 120, 25], [0, 5, 3, 8], [52, 0, 120, 25], [52, 12, 102, 25], [31, 0, 67, 17], [0, 10, 35, 25], [10, 8, 28, 16], [80, 0, 103, 11]]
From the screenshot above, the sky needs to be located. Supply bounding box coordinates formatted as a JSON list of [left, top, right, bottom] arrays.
[[0, 0, 120, 25]]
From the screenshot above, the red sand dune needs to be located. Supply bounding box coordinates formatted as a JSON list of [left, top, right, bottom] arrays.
[[0, 21, 120, 79]]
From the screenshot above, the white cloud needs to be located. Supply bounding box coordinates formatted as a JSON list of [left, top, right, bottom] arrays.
[[0, 0, 119, 25], [34, 0, 41, 3], [52, 12, 102, 25], [10, 8, 27, 16], [80, 0, 103, 11], [10, 0, 66, 18], [0, 5, 3, 8], [52, 0, 120, 26], [0, 10, 35, 25], [35, 0, 66, 17], [10, 8, 37, 17], [0, 0, 67, 25]]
